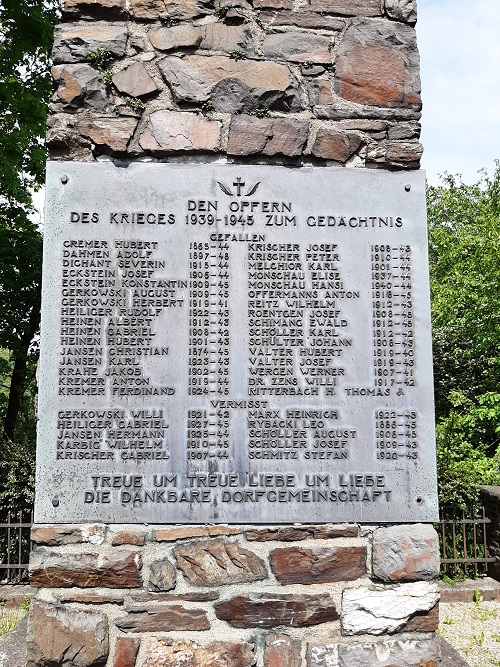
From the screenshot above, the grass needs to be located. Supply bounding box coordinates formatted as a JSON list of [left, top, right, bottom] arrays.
[[0, 608, 23, 640]]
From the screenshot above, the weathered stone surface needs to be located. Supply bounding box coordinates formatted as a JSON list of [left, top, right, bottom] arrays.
[[52, 64, 109, 110], [387, 120, 420, 139], [271, 545, 366, 584], [341, 581, 440, 635], [372, 524, 440, 582], [309, 0, 382, 15], [31, 524, 106, 546], [52, 23, 127, 64], [261, 32, 331, 63], [78, 116, 139, 152], [253, 0, 293, 8], [114, 638, 139, 667], [115, 606, 210, 632], [62, 0, 126, 19], [149, 560, 176, 591], [157, 55, 299, 111], [112, 530, 147, 546], [227, 115, 308, 157], [58, 592, 125, 604], [214, 593, 338, 628], [311, 127, 363, 162], [314, 99, 421, 121], [403, 603, 440, 632], [26, 602, 108, 667], [385, 0, 417, 23], [308, 638, 440, 667], [309, 79, 333, 106], [139, 110, 221, 152], [46, 113, 80, 148], [154, 526, 209, 541], [141, 639, 255, 667], [247, 524, 358, 541], [339, 119, 387, 132], [112, 62, 158, 97], [30, 551, 142, 588], [128, 592, 219, 606], [174, 538, 267, 586], [264, 634, 301, 667], [130, 0, 212, 20], [335, 18, 421, 109], [260, 10, 344, 30], [153, 526, 242, 541], [366, 139, 423, 167], [149, 24, 202, 51], [199, 24, 250, 54]]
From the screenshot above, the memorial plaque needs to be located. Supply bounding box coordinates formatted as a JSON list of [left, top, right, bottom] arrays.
[[36, 162, 438, 523]]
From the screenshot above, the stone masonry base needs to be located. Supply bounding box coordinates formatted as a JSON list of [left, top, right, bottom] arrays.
[[27, 522, 441, 666]]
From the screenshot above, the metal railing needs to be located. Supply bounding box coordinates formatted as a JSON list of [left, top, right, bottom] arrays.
[[0, 510, 33, 583], [438, 507, 496, 578]]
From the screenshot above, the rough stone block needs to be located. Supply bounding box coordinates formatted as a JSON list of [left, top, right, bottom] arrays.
[[52, 23, 127, 64], [78, 116, 139, 152], [31, 524, 106, 546], [271, 545, 366, 584], [52, 64, 109, 110], [174, 538, 267, 586], [115, 606, 210, 632], [335, 18, 421, 109], [139, 110, 221, 153], [157, 55, 299, 111], [26, 602, 108, 667], [154, 526, 209, 541], [246, 524, 358, 541], [140, 638, 255, 667], [128, 591, 219, 604], [112, 62, 158, 97], [114, 637, 139, 667], [129, 0, 212, 21], [214, 592, 338, 628], [372, 524, 440, 582], [148, 24, 202, 51], [310, 128, 363, 162], [385, 0, 417, 23], [264, 633, 301, 667], [259, 10, 345, 30], [30, 551, 142, 588], [111, 530, 147, 546], [58, 592, 125, 604], [62, 0, 126, 19], [308, 79, 334, 106], [261, 32, 331, 63], [308, 638, 440, 667], [253, 0, 294, 8], [227, 115, 308, 157], [46, 113, 79, 148], [148, 560, 176, 591], [386, 120, 420, 139], [341, 581, 439, 635], [366, 139, 423, 167], [309, 0, 382, 16]]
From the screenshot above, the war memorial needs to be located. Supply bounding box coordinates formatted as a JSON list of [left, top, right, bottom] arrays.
[[27, 1, 442, 665]]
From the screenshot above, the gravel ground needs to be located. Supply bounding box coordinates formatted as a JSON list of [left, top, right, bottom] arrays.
[[440, 600, 500, 667]]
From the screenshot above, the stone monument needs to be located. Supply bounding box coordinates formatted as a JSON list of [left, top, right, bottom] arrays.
[[28, 1, 442, 665]]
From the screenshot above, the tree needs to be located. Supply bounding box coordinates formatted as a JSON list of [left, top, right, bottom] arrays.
[[0, 0, 57, 509], [428, 163, 500, 512]]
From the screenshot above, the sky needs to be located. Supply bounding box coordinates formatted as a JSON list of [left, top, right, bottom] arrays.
[[417, 0, 500, 184]]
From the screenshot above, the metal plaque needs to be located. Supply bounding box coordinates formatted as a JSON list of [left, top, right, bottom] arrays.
[[35, 162, 438, 523]]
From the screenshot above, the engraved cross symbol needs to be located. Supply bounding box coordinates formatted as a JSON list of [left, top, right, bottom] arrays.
[[233, 178, 245, 197]]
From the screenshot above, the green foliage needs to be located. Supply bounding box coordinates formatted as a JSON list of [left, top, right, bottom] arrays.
[[229, 50, 247, 61], [87, 48, 114, 71], [0, 0, 58, 205], [428, 163, 500, 511], [126, 96, 145, 112]]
